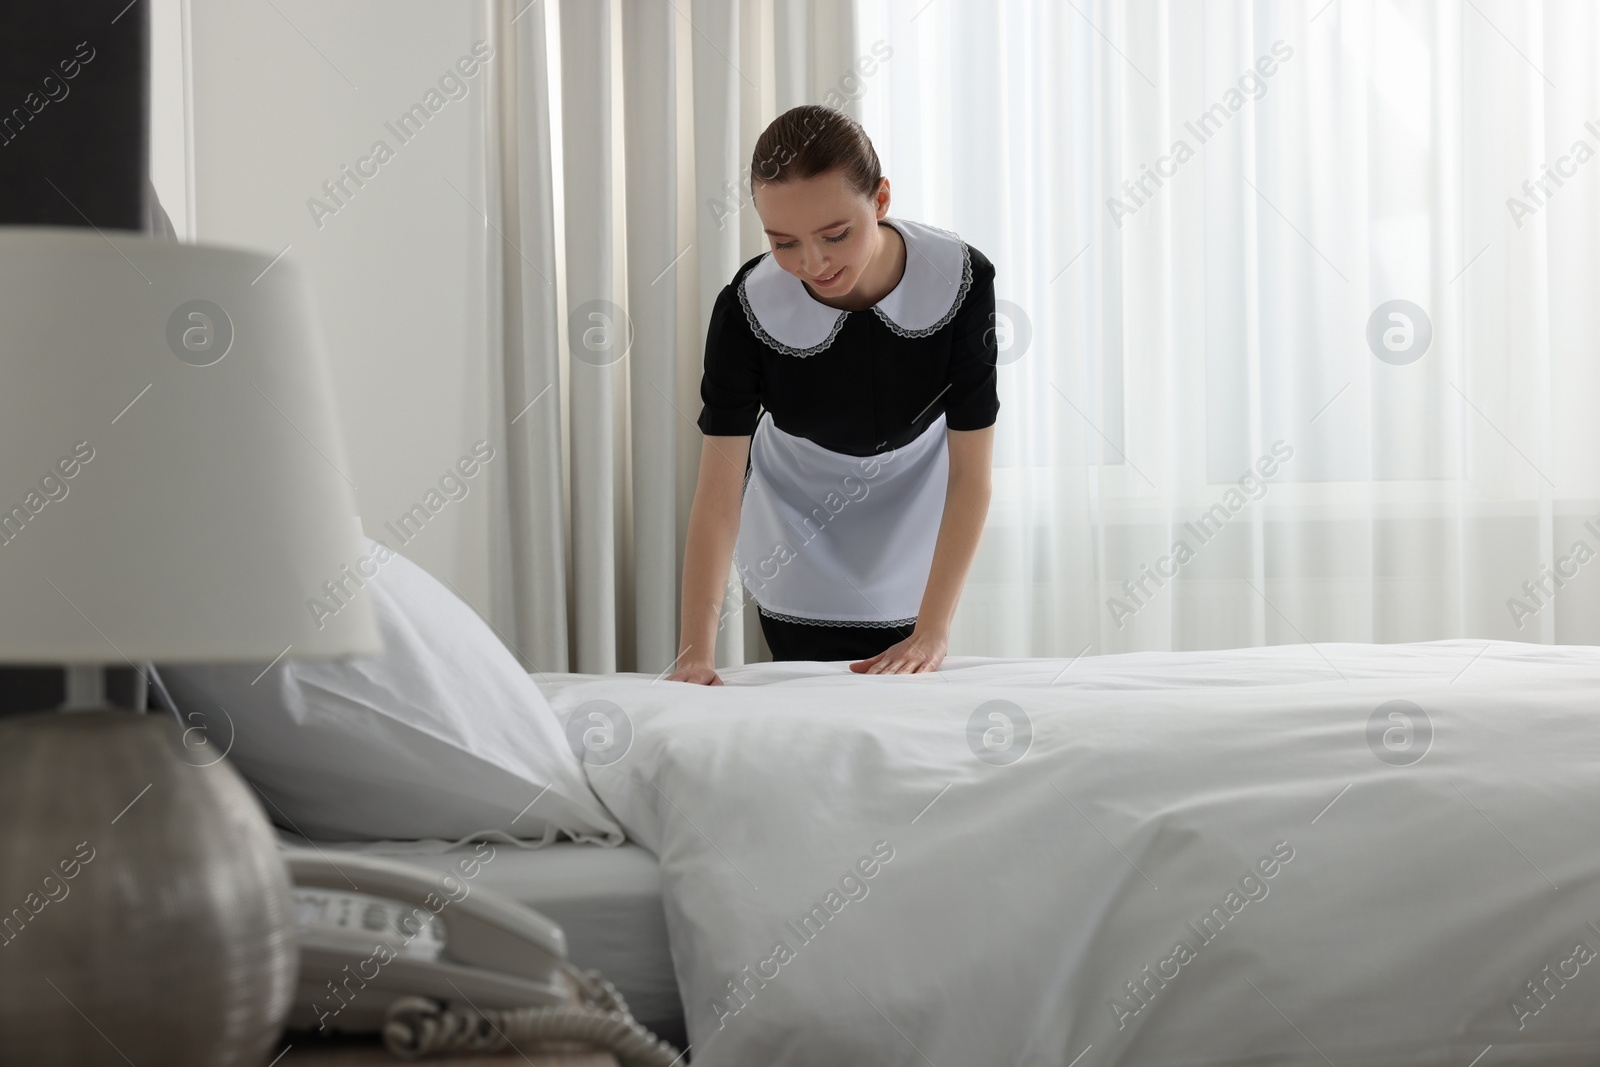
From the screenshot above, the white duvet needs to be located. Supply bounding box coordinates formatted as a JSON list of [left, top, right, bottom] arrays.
[[537, 640, 1600, 1066]]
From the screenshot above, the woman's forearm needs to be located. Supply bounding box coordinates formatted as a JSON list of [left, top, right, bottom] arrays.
[[678, 437, 750, 663], [916, 468, 992, 635], [915, 425, 996, 636], [678, 498, 736, 660]]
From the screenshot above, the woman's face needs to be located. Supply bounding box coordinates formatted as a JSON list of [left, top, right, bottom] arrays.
[[754, 169, 887, 298]]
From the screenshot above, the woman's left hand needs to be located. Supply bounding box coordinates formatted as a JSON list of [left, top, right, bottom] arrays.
[[850, 626, 948, 675]]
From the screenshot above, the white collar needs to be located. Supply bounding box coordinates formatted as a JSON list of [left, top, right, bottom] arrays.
[[736, 216, 972, 358]]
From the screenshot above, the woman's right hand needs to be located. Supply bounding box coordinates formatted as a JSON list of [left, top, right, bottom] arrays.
[[665, 659, 723, 685]]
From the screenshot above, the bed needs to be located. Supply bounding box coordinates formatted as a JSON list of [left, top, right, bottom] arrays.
[[519, 639, 1600, 1067]]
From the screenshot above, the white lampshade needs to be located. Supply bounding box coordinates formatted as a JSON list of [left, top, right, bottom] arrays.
[[0, 227, 380, 663]]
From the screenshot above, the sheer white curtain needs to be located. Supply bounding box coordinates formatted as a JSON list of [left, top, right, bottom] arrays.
[[857, 0, 1600, 657], [484, 0, 861, 674]]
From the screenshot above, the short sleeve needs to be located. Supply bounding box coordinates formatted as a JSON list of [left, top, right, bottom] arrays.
[[942, 246, 1000, 431], [696, 282, 763, 436]]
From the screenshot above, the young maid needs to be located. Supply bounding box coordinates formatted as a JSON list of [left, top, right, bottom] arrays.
[[669, 105, 998, 681]]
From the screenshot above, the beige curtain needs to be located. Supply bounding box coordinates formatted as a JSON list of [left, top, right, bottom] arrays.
[[483, 0, 861, 675]]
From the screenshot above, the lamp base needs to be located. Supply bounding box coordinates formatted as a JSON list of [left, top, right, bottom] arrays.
[[0, 710, 295, 1066]]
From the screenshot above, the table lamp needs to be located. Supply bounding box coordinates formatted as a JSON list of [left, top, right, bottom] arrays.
[[0, 227, 381, 1066]]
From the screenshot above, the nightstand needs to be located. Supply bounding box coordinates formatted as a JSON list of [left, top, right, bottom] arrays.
[[280, 1040, 620, 1066], [277, 972, 629, 1066]]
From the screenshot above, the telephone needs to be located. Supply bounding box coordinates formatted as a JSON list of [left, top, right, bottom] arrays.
[[283, 848, 682, 1064]]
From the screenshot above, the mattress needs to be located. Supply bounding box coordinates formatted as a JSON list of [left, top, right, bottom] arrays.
[[535, 640, 1600, 1066], [324, 839, 683, 1038]]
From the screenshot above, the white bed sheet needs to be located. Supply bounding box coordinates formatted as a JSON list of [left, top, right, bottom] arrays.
[[535, 640, 1600, 1067]]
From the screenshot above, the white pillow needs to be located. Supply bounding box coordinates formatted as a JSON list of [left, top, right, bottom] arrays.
[[157, 537, 623, 845]]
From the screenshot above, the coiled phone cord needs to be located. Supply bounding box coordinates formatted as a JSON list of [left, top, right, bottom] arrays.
[[380, 963, 684, 1066]]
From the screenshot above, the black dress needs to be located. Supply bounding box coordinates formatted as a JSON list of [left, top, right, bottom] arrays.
[[697, 216, 1000, 661]]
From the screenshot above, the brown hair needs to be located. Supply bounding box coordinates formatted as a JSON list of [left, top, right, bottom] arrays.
[[749, 104, 883, 201]]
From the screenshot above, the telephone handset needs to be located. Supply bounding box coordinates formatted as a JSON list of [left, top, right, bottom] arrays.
[[284, 849, 682, 1065]]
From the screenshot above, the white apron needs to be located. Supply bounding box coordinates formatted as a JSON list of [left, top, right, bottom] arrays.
[[734, 410, 949, 625]]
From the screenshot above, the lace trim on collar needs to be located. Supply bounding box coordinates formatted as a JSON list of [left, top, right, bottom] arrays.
[[736, 218, 973, 359]]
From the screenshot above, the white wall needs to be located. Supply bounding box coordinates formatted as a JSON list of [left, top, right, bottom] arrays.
[[149, 0, 191, 237], [169, 0, 495, 604]]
